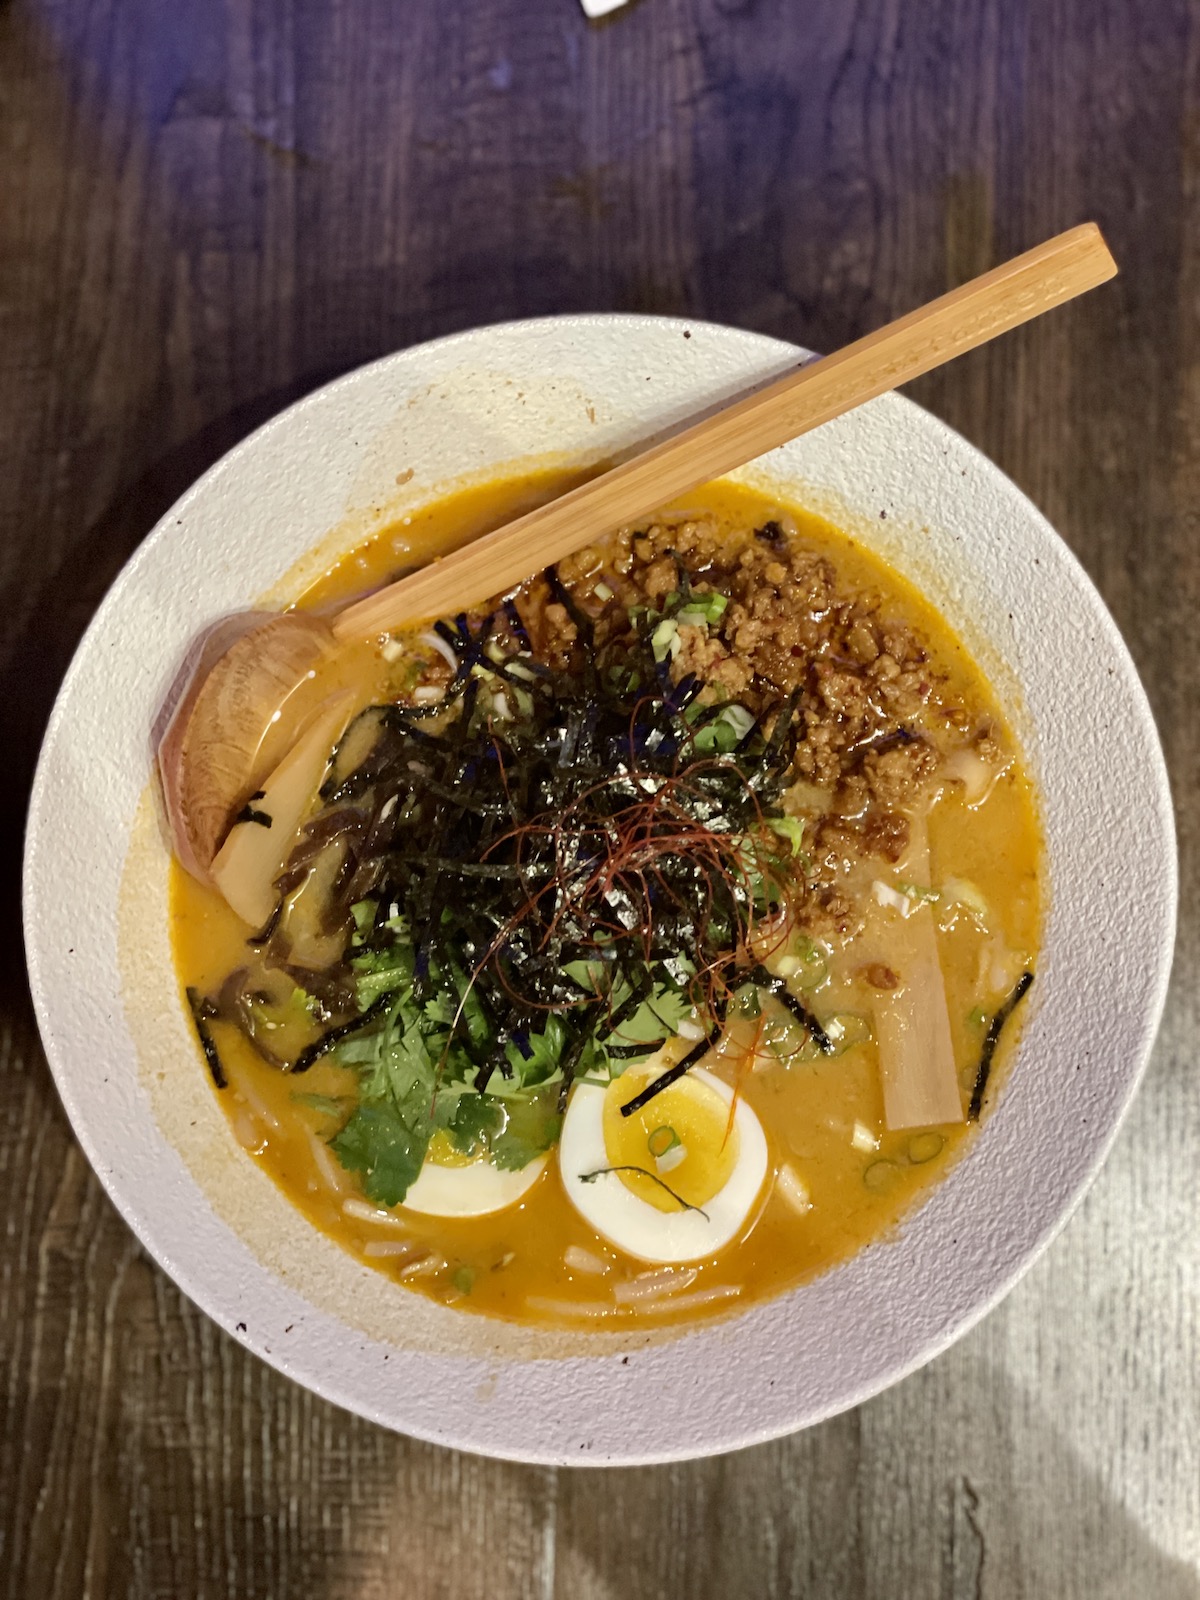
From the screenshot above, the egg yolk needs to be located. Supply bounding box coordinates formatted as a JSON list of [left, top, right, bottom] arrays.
[[602, 1067, 740, 1212], [424, 1129, 476, 1169]]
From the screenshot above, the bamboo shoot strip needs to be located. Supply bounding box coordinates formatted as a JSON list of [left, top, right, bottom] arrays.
[[871, 818, 963, 1130]]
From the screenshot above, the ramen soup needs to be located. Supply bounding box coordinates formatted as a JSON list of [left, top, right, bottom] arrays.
[[169, 475, 1040, 1329]]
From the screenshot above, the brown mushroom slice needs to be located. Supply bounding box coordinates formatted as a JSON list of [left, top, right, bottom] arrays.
[[157, 610, 335, 881], [210, 693, 355, 927], [274, 836, 354, 972]]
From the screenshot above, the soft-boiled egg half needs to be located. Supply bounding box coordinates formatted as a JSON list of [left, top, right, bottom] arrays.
[[558, 1055, 769, 1263], [401, 1131, 547, 1218]]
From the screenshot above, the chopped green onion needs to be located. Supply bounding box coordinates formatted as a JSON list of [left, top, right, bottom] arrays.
[[651, 618, 681, 663], [907, 1132, 945, 1164], [450, 1265, 476, 1296], [693, 703, 755, 753], [766, 815, 805, 855], [790, 935, 829, 987], [872, 879, 913, 916], [647, 1125, 681, 1159], [872, 878, 940, 916], [863, 1159, 898, 1192], [766, 1007, 869, 1065], [822, 1013, 871, 1054], [675, 591, 728, 624], [593, 580, 614, 602]]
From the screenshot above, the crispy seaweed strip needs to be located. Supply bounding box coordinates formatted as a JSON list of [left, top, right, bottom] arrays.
[[234, 790, 272, 828], [288, 993, 394, 1075], [618, 1021, 722, 1119], [502, 596, 531, 649], [747, 965, 834, 1055], [186, 987, 227, 1089], [968, 970, 1034, 1121], [605, 1039, 669, 1059], [546, 564, 593, 637], [601, 969, 655, 1036], [759, 688, 801, 776], [555, 1030, 592, 1113], [577, 1164, 708, 1217]]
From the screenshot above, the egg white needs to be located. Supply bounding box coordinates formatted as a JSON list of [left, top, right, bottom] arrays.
[[401, 1152, 548, 1218], [558, 1064, 769, 1263]]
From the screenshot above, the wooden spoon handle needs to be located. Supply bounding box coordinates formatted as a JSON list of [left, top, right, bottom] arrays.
[[333, 223, 1116, 640]]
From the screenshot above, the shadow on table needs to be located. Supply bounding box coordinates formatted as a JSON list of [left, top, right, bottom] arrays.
[[546, 1373, 1198, 1600]]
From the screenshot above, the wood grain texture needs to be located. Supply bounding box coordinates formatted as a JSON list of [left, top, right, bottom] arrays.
[[1, 1, 1197, 1596]]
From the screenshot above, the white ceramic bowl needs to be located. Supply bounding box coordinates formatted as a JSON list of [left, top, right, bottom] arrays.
[[23, 315, 1176, 1465]]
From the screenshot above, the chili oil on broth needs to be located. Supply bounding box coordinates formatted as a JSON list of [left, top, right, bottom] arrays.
[[169, 470, 1042, 1332]]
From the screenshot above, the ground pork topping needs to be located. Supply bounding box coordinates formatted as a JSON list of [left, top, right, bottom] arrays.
[[497, 511, 1001, 944]]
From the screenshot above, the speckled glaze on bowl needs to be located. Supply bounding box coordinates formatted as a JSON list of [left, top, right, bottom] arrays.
[[22, 316, 1176, 1465]]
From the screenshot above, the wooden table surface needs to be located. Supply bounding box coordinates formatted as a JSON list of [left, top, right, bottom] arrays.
[[2, 1, 1197, 1595]]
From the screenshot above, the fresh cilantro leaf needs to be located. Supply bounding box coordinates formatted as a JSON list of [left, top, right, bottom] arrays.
[[333, 1033, 388, 1066], [352, 946, 414, 1009], [446, 1092, 505, 1155], [422, 989, 457, 1027], [330, 1101, 432, 1207], [600, 981, 695, 1067], [564, 957, 609, 994], [501, 1015, 570, 1089], [291, 1092, 351, 1118], [415, 962, 491, 1052], [491, 1089, 563, 1171], [456, 979, 492, 1050], [365, 1026, 437, 1105]]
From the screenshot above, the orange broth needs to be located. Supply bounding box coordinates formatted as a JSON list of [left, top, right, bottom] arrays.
[[170, 472, 1041, 1330]]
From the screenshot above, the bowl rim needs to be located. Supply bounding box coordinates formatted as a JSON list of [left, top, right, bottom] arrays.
[[22, 311, 1178, 1464]]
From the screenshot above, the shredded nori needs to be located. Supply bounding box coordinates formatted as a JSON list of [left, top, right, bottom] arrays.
[[619, 1037, 716, 1118], [186, 986, 227, 1089], [234, 789, 272, 827], [248, 577, 822, 1094], [577, 1164, 708, 1217], [745, 964, 834, 1056], [289, 992, 394, 1074], [968, 970, 1034, 1120]]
